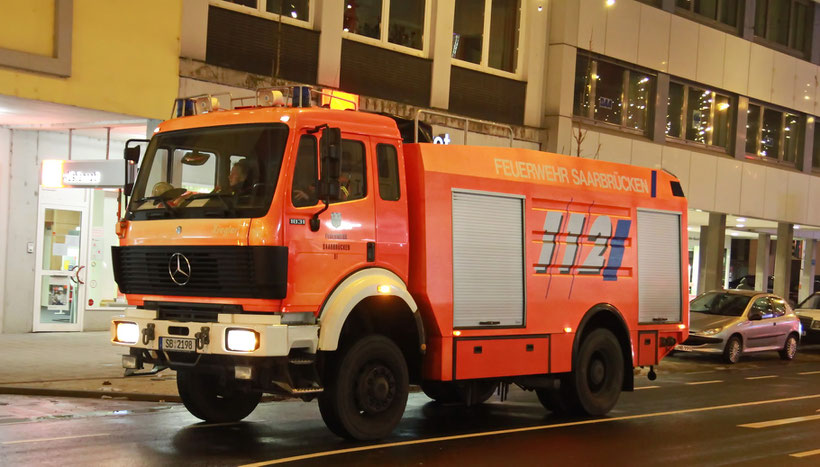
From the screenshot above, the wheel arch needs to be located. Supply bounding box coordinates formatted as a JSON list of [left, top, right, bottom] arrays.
[[573, 304, 634, 391], [317, 268, 424, 379]]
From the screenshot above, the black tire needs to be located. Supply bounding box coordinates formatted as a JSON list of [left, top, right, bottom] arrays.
[[421, 380, 497, 405], [318, 335, 409, 441], [572, 328, 624, 416], [535, 376, 581, 415], [176, 370, 261, 423], [723, 335, 742, 364], [779, 333, 798, 360]]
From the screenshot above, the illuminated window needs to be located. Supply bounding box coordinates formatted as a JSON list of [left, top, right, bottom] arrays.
[[344, 0, 427, 51], [217, 0, 311, 23], [452, 0, 521, 74], [746, 103, 804, 166], [573, 53, 655, 133], [666, 82, 733, 151]]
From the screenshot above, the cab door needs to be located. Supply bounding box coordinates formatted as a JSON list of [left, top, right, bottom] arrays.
[[283, 131, 376, 312]]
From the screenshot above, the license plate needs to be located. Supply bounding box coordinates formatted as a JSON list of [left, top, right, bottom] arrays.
[[161, 337, 196, 352], [675, 345, 696, 352]]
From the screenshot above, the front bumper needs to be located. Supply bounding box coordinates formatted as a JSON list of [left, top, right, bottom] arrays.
[[111, 308, 319, 358], [675, 334, 724, 354]]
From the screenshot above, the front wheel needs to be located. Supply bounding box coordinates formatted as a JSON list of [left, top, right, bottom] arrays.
[[176, 370, 261, 423], [723, 336, 742, 364], [318, 335, 409, 440], [779, 334, 798, 360]]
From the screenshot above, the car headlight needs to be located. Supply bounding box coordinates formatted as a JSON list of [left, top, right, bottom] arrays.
[[701, 327, 723, 336], [811, 321, 820, 330], [226, 328, 259, 352], [114, 321, 139, 344]]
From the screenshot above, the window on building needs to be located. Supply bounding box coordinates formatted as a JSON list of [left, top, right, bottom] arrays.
[[666, 82, 733, 150], [452, 0, 521, 73], [755, 0, 813, 56], [746, 103, 804, 165], [676, 0, 740, 28], [574, 54, 655, 133], [219, 0, 311, 22], [344, 0, 427, 51]]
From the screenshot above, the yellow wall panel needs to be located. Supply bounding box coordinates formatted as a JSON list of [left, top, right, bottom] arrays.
[[0, 0, 55, 56], [0, 0, 182, 120]]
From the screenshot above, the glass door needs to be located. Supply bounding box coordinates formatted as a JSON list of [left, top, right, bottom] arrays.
[[33, 205, 88, 331]]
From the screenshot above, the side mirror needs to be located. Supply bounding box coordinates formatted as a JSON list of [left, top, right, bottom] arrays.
[[318, 127, 342, 201], [748, 310, 763, 321], [123, 139, 149, 197]]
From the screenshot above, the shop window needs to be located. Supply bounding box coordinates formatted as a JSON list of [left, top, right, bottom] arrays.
[[746, 103, 804, 165], [666, 82, 733, 151], [676, 0, 740, 28], [453, 0, 521, 74], [755, 0, 813, 56], [344, 0, 427, 51], [574, 54, 654, 133], [218, 0, 311, 23]]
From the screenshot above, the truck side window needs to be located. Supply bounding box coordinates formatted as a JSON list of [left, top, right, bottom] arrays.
[[376, 144, 400, 201], [337, 139, 367, 203], [292, 135, 318, 207]]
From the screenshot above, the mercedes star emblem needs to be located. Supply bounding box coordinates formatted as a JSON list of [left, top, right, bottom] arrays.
[[168, 252, 191, 286]]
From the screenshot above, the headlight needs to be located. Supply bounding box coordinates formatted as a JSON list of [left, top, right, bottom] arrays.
[[115, 322, 139, 344], [811, 321, 820, 330], [702, 327, 723, 336], [226, 328, 259, 352]]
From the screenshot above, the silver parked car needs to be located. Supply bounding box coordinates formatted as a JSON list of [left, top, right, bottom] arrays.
[[676, 290, 801, 363]]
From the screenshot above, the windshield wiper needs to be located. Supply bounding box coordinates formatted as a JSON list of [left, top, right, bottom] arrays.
[[182, 193, 238, 217], [133, 195, 178, 217]]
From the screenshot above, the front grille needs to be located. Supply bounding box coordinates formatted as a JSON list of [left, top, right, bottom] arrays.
[[682, 335, 723, 345], [112, 246, 287, 299]]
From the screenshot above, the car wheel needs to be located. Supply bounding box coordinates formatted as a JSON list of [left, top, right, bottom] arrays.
[[778, 333, 798, 360], [317, 335, 409, 441], [535, 375, 581, 415], [723, 336, 742, 364], [572, 328, 624, 416]]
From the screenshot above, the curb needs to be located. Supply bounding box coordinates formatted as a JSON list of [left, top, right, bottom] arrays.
[[0, 386, 181, 403]]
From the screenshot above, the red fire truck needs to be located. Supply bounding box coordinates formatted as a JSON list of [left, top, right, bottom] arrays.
[[109, 88, 688, 440]]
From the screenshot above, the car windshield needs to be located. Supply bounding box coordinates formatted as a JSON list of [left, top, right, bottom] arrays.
[[690, 292, 751, 317], [128, 123, 288, 220], [797, 294, 820, 310]]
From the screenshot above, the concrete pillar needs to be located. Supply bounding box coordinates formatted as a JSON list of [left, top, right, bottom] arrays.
[[697, 225, 709, 295], [802, 117, 815, 173], [702, 213, 727, 292], [755, 233, 771, 292], [315, 0, 344, 88], [774, 222, 794, 300], [799, 239, 817, 302], [429, 0, 455, 109], [652, 73, 669, 144], [0, 128, 10, 333], [543, 0, 579, 155], [522, 0, 549, 128], [180, 0, 208, 61], [742, 0, 757, 41]]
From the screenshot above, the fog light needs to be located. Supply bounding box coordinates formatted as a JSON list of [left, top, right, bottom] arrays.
[[122, 355, 139, 369], [235, 366, 254, 380], [115, 322, 139, 344], [226, 328, 259, 352]]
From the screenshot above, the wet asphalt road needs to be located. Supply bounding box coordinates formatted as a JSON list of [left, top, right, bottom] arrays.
[[3, 348, 820, 466]]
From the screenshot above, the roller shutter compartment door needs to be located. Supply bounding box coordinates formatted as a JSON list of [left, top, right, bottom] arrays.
[[637, 209, 682, 324], [452, 191, 525, 328]]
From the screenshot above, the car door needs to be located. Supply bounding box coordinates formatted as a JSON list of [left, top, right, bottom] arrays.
[[769, 296, 792, 348], [743, 297, 775, 351]]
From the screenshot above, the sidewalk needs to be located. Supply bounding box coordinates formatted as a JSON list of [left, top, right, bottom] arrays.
[[0, 331, 180, 402]]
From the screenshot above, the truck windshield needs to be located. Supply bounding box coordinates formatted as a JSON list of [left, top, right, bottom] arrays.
[[128, 123, 288, 220]]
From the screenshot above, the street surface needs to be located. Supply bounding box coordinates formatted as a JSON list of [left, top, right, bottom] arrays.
[[2, 348, 820, 466]]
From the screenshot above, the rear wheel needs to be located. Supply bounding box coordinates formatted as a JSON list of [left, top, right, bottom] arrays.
[[572, 328, 624, 416], [176, 370, 261, 423], [723, 336, 742, 364], [535, 376, 581, 415], [779, 334, 798, 360], [318, 335, 409, 440]]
